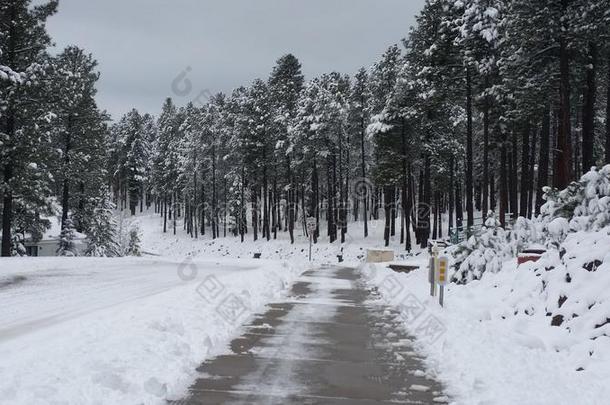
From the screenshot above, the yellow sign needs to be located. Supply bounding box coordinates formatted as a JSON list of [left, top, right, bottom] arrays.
[[437, 256, 448, 285]]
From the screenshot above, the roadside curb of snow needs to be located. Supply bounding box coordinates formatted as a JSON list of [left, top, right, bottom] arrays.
[[0, 257, 311, 405], [165, 258, 311, 402], [358, 247, 610, 405]]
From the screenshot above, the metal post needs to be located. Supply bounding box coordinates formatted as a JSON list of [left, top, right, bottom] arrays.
[[439, 285, 444, 307], [429, 257, 435, 296], [430, 244, 439, 297], [309, 233, 312, 262], [306, 217, 316, 263]]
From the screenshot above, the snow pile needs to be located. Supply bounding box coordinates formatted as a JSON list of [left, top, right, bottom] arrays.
[[362, 251, 610, 404], [512, 226, 610, 370], [0, 257, 304, 404]]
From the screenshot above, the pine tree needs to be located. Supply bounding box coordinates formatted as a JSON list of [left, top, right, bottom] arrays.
[[268, 54, 304, 243], [152, 98, 182, 233], [1, 0, 58, 256], [85, 189, 120, 257], [49, 46, 108, 232], [57, 217, 78, 256], [451, 212, 511, 284], [348, 68, 371, 237]]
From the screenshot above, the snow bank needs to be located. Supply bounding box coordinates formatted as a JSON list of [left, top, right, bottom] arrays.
[[362, 251, 610, 404], [0, 256, 304, 404], [362, 220, 610, 404]]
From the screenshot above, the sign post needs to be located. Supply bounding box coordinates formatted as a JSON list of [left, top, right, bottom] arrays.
[[428, 256, 435, 297], [429, 242, 449, 307], [437, 256, 448, 307], [429, 243, 439, 297], [306, 217, 317, 262]]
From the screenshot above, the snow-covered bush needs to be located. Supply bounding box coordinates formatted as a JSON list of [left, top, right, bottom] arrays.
[[11, 234, 26, 257], [546, 217, 570, 248], [85, 191, 120, 257], [57, 218, 78, 256], [542, 165, 610, 234], [452, 212, 513, 284], [126, 225, 142, 256], [451, 166, 610, 286], [509, 216, 541, 252]]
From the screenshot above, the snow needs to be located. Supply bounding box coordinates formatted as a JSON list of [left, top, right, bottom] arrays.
[[135, 210, 418, 265], [0, 256, 303, 404], [0, 208, 411, 404], [362, 225, 610, 405], [548, 217, 570, 239]]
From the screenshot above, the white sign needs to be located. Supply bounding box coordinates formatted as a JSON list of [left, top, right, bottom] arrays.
[[306, 217, 317, 233]]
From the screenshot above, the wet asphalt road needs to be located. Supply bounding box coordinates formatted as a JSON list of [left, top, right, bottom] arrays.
[[174, 266, 447, 404]]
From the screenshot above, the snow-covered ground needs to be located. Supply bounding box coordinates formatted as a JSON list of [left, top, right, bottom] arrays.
[[362, 227, 610, 405], [134, 210, 421, 264], [0, 208, 420, 405], [5, 203, 607, 404], [0, 256, 303, 404]]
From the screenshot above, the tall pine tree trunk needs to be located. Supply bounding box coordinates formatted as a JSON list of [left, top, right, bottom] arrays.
[[312, 158, 319, 243], [240, 166, 245, 242], [193, 171, 198, 238], [489, 160, 496, 211], [200, 181, 206, 236], [421, 155, 431, 248], [1, 115, 14, 257], [287, 157, 295, 244], [437, 192, 443, 238], [455, 163, 463, 233], [448, 157, 455, 235], [465, 66, 474, 228], [555, 1, 573, 188], [273, 176, 278, 239], [360, 104, 368, 237], [400, 119, 411, 251], [500, 138, 508, 227], [509, 131, 518, 221], [519, 122, 530, 218], [212, 143, 218, 239], [582, 42, 597, 172], [606, 54, 610, 164], [536, 105, 551, 215], [262, 163, 269, 241], [61, 117, 73, 229], [2, 9, 18, 256], [482, 92, 490, 216], [163, 194, 167, 233], [331, 153, 338, 243], [338, 132, 346, 244], [390, 188, 396, 237], [252, 185, 258, 241], [173, 192, 177, 235], [527, 125, 537, 218], [383, 186, 392, 247]]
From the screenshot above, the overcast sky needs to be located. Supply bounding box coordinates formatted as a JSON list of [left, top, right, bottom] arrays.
[[44, 0, 425, 119]]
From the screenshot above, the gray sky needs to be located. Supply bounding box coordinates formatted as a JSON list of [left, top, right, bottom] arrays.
[[45, 0, 425, 119]]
